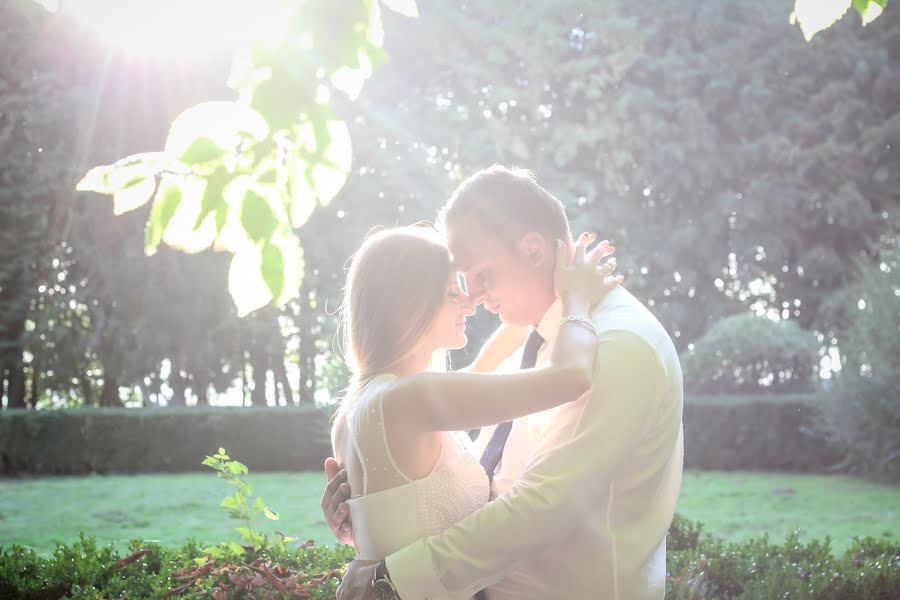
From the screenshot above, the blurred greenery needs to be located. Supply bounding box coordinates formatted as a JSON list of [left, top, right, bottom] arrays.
[[1, 471, 897, 556], [682, 313, 820, 394], [1, 0, 897, 477], [818, 239, 900, 479]]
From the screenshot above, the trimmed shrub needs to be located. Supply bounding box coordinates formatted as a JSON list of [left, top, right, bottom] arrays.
[[1, 519, 897, 599], [666, 516, 900, 599], [683, 394, 843, 472], [0, 406, 332, 475], [682, 313, 819, 394], [0, 395, 845, 474]]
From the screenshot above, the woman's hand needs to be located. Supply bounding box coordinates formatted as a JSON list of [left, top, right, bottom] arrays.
[[554, 232, 623, 307]]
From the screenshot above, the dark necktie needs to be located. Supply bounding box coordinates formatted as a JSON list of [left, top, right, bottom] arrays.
[[478, 329, 545, 482]]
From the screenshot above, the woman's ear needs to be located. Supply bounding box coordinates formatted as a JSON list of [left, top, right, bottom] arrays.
[[518, 232, 549, 267]]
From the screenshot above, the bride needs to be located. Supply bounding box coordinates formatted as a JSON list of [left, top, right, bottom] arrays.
[[330, 226, 619, 576]]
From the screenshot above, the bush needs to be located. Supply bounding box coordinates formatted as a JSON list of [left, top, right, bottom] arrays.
[[682, 313, 819, 394], [817, 244, 900, 481], [2, 518, 896, 600], [0, 395, 846, 474], [0, 406, 332, 475], [666, 518, 900, 599], [0, 535, 354, 600], [684, 394, 843, 472]]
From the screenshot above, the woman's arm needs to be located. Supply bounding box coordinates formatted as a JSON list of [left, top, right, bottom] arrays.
[[463, 324, 530, 373], [384, 234, 622, 433]]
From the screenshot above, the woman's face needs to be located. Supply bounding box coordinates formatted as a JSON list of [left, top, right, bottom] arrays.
[[424, 272, 475, 351]]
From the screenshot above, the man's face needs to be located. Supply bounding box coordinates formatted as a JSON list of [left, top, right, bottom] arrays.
[[447, 222, 555, 326]]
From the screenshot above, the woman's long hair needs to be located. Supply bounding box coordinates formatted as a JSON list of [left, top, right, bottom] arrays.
[[336, 226, 451, 421]]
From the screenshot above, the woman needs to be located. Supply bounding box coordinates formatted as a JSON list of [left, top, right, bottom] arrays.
[[331, 225, 620, 564]]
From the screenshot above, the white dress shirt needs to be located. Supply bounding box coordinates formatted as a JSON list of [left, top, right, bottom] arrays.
[[387, 288, 684, 600]]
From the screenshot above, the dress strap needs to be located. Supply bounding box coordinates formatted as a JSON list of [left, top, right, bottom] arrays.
[[375, 390, 414, 484], [348, 375, 412, 497]]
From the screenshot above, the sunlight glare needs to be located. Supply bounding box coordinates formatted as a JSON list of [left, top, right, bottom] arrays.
[[60, 0, 287, 59]]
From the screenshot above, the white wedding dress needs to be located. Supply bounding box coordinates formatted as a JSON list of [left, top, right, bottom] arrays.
[[344, 374, 491, 561]]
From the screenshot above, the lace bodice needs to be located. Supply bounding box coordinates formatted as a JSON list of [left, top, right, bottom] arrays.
[[343, 375, 491, 560]]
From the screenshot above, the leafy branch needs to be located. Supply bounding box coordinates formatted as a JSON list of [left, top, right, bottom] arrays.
[[76, 0, 418, 317]]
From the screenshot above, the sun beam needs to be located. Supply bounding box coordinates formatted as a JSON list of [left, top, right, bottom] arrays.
[[44, 0, 286, 59]]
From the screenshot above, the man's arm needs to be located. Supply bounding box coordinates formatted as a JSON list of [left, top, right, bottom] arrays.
[[386, 331, 668, 599]]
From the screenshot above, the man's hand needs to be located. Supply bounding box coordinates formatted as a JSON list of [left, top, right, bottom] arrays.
[[336, 560, 378, 600], [321, 457, 354, 545]]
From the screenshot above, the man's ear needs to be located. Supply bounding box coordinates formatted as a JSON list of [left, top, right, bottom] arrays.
[[518, 232, 550, 268]]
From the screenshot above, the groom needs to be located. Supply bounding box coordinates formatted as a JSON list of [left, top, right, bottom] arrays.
[[322, 165, 684, 599]]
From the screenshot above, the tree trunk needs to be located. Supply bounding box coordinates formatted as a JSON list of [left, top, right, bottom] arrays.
[[249, 351, 267, 406], [28, 355, 40, 408], [169, 368, 186, 407], [274, 356, 294, 406], [296, 307, 316, 405], [79, 375, 94, 406], [5, 361, 26, 409], [99, 374, 121, 407]]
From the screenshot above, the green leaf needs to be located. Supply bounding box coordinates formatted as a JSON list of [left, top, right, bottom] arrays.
[[229, 246, 272, 317], [179, 136, 227, 165], [113, 176, 156, 215], [164, 102, 269, 160], [159, 176, 217, 253], [261, 241, 285, 302], [220, 496, 241, 510], [290, 119, 352, 225], [254, 497, 266, 513], [201, 457, 219, 468], [194, 166, 234, 234], [227, 542, 245, 556], [144, 178, 182, 255], [792, 0, 852, 41], [240, 189, 278, 242], [236, 527, 255, 541], [227, 460, 249, 475], [264, 507, 280, 521], [852, 0, 887, 25], [76, 152, 166, 194]]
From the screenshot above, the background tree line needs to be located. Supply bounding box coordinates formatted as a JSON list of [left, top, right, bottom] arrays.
[[1, 0, 897, 416]]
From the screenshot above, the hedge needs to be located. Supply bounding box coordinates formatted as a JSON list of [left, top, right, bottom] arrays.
[[0, 407, 333, 475], [1, 516, 897, 599], [0, 394, 844, 475], [683, 393, 843, 471]]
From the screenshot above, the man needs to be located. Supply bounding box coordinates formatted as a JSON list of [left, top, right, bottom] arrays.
[[322, 165, 684, 599]]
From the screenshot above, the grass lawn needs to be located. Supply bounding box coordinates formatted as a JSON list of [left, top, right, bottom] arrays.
[[1, 470, 897, 556]]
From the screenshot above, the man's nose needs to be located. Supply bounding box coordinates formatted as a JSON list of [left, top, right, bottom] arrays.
[[461, 295, 476, 317], [465, 287, 486, 309]]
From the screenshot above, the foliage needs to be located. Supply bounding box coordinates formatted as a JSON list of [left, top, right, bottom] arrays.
[[666, 521, 900, 600], [817, 240, 900, 480], [1, 518, 897, 599], [683, 394, 842, 471], [792, 0, 890, 41], [3, 0, 899, 409], [0, 534, 354, 600], [201, 447, 295, 554], [0, 406, 331, 474], [74, 0, 412, 317], [682, 313, 820, 394]]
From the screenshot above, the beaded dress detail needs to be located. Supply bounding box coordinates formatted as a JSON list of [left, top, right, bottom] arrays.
[[345, 374, 491, 561]]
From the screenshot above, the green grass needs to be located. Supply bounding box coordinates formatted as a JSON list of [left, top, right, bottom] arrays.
[[1, 471, 897, 556]]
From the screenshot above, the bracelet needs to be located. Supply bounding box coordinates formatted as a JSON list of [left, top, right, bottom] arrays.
[[559, 315, 597, 336]]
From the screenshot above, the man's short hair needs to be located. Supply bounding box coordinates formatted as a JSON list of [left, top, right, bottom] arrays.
[[437, 165, 571, 247]]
